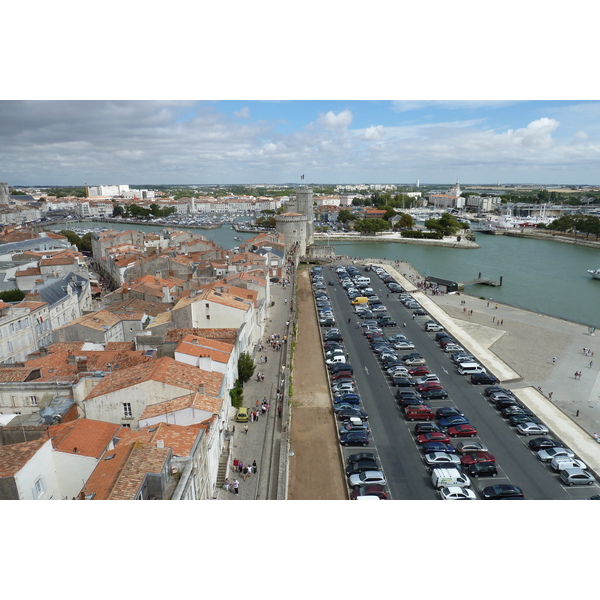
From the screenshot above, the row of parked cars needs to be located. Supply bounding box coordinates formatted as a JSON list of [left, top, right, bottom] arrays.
[[315, 265, 393, 499], [354, 265, 532, 499]]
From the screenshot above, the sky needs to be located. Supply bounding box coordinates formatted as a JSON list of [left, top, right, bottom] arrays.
[[2, 99, 600, 187]]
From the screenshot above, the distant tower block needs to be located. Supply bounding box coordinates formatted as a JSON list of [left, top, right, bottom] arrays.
[[0, 182, 9, 205], [295, 187, 314, 246], [275, 212, 308, 259]]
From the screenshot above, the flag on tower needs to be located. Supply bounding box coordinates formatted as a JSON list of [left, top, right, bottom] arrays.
[[301, 174, 304, 180]]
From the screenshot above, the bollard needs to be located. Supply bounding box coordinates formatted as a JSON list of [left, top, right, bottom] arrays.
[[576, 410, 579, 417]]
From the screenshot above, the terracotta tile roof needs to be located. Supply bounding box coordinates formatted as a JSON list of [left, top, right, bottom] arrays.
[[104, 298, 168, 318], [84, 356, 224, 401], [201, 282, 258, 307], [47, 419, 121, 458], [174, 288, 252, 312], [119, 421, 205, 457], [15, 267, 41, 277], [139, 391, 223, 422], [0, 438, 49, 477], [176, 334, 233, 363], [0, 367, 40, 383], [24, 349, 154, 382], [144, 310, 172, 328], [14, 300, 48, 310], [82, 441, 171, 500], [55, 310, 122, 332], [165, 328, 238, 343]]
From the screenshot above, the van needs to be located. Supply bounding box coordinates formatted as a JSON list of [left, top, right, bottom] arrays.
[[425, 322, 444, 332], [326, 355, 346, 366], [550, 456, 587, 472], [354, 276, 370, 285], [405, 406, 435, 421], [458, 362, 486, 375], [351, 297, 369, 305], [431, 468, 471, 489]]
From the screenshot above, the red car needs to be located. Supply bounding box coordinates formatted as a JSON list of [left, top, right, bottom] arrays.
[[460, 451, 496, 467], [448, 424, 478, 437], [416, 381, 443, 393], [416, 431, 451, 445], [349, 484, 388, 500], [409, 366, 430, 376], [405, 406, 435, 421], [331, 371, 353, 380]]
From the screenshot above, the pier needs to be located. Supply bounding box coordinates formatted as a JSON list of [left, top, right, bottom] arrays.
[[458, 273, 503, 289]]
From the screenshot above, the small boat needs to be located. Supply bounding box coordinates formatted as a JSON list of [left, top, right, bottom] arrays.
[[587, 269, 600, 280]]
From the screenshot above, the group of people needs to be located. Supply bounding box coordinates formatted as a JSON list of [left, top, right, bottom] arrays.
[[583, 347, 594, 357], [255, 372, 266, 382]]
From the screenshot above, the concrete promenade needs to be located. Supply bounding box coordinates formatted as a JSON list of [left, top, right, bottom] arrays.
[[368, 258, 600, 479], [216, 278, 293, 500]]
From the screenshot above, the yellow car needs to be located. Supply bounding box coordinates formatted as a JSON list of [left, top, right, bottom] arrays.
[[236, 407, 250, 422]]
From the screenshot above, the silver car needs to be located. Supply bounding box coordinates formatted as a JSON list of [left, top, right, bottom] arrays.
[[559, 468, 596, 486], [537, 447, 574, 462], [516, 422, 549, 436], [348, 470, 387, 488], [424, 452, 461, 468]]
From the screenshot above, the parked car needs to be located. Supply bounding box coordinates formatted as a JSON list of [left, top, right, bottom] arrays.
[[528, 437, 563, 451], [550, 457, 587, 472], [404, 356, 427, 366], [455, 441, 488, 454], [516, 422, 549, 436], [448, 424, 478, 437], [559, 468, 596, 486], [421, 388, 449, 400], [414, 422, 443, 435], [536, 447, 575, 462], [421, 441, 456, 454], [439, 486, 477, 500], [471, 373, 499, 385], [409, 366, 431, 376], [481, 484, 524, 499], [337, 408, 369, 421], [436, 407, 464, 420], [348, 452, 377, 464], [424, 452, 461, 468], [460, 452, 496, 467], [340, 431, 369, 447], [345, 460, 379, 477], [417, 431, 451, 445], [349, 485, 388, 500], [438, 415, 469, 429], [391, 376, 414, 388], [466, 462, 498, 478], [348, 470, 387, 488], [416, 382, 443, 393], [484, 386, 513, 397], [405, 405, 435, 421]]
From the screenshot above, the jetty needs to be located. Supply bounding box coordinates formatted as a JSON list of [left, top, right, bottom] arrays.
[[459, 272, 503, 289]]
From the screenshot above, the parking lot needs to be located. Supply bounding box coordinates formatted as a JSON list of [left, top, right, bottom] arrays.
[[314, 263, 600, 500]]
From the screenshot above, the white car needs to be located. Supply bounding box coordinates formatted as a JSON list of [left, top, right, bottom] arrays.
[[444, 344, 464, 353], [371, 305, 388, 313], [387, 367, 410, 376], [394, 341, 416, 350], [439, 486, 477, 500], [404, 357, 427, 366], [455, 441, 488, 454], [348, 470, 387, 488], [537, 447, 575, 462], [551, 457, 587, 471], [517, 422, 549, 436], [415, 375, 440, 386], [424, 452, 461, 468], [333, 382, 355, 393]]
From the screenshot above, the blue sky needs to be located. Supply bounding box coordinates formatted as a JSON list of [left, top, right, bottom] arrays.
[[2, 100, 600, 186]]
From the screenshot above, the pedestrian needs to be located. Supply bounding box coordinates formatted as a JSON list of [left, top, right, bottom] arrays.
[[590, 361, 594, 368], [224, 478, 230, 492], [244, 424, 248, 434], [261, 404, 266, 416], [238, 460, 243, 473], [232, 479, 239, 495], [548, 392, 553, 400], [500, 319, 503, 325], [285, 298, 288, 304], [594, 433, 599, 442], [263, 396, 267, 405], [552, 357, 556, 364], [574, 371, 579, 379], [243, 466, 249, 480], [233, 457, 239, 470], [264, 355, 267, 363], [252, 460, 257, 474], [403, 322, 406, 327], [278, 403, 282, 418], [493, 316, 495, 323]]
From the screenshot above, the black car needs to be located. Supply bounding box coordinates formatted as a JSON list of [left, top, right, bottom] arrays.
[[509, 413, 541, 426], [391, 376, 414, 388], [481, 484, 524, 499], [467, 462, 498, 478], [348, 452, 377, 463], [330, 363, 353, 374], [320, 317, 336, 327], [337, 408, 369, 421], [378, 317, 397, 327], [528, 437, 564, 451], [398, 396, 426, 409], [414, 422, 443, 435], [470, 373, 499, 385], [495, 398, 519, 410], [412, 309, 428, 316], [340, 431, 369, 447], [483, 386, 513, 397], [345, 459, 379, 477], [420, 388, 449, 400], [325, 333, 343, 342], [435, 407, 464, 419]]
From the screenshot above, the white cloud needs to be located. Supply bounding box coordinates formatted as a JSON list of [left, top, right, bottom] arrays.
[[234, 107, 250, 119], [316, 109, 353, 130], [362, 125, 383, 140]]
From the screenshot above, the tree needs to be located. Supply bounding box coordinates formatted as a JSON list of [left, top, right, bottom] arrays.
[[237, 352, 256, 384], [353, 218, 390, 234], [337, 209, 354, 223], [0, 289, 26, 302], [112, 204, 124, 217], [396, 212, 415, 229], [229, 380, 244, 408], [59, 229, 82, 247]]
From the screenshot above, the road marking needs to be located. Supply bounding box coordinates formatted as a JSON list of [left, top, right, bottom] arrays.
[[364, 366, 369, 375]]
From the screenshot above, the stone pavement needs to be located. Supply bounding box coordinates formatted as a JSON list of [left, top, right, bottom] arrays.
[[367, 258, 600, 478], [216, 277, 293, 500]]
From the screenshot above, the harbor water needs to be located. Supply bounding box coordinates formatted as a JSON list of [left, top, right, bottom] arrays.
[[49, 221, 600, 328]]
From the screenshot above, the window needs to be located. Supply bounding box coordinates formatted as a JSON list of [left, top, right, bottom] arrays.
[[33, 477, 45, 498], [123, 403, 132, 418], [29, 396, 38, 406]]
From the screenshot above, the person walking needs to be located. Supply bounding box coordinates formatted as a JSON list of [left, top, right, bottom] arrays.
[[590, 361, 594, 368], [252, 460, 258, 474], [224, 478, 230, 493], [552, 357, 557, 364], [232, 479, 239, 495], [244, 424, 249, 434]]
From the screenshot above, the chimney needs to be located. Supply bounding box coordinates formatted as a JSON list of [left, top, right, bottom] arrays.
[[76, 357, 88, 372], [67, 354, 77, 365]]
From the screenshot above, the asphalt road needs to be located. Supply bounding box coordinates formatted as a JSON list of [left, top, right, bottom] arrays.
[[322, 264, 600, 500]]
